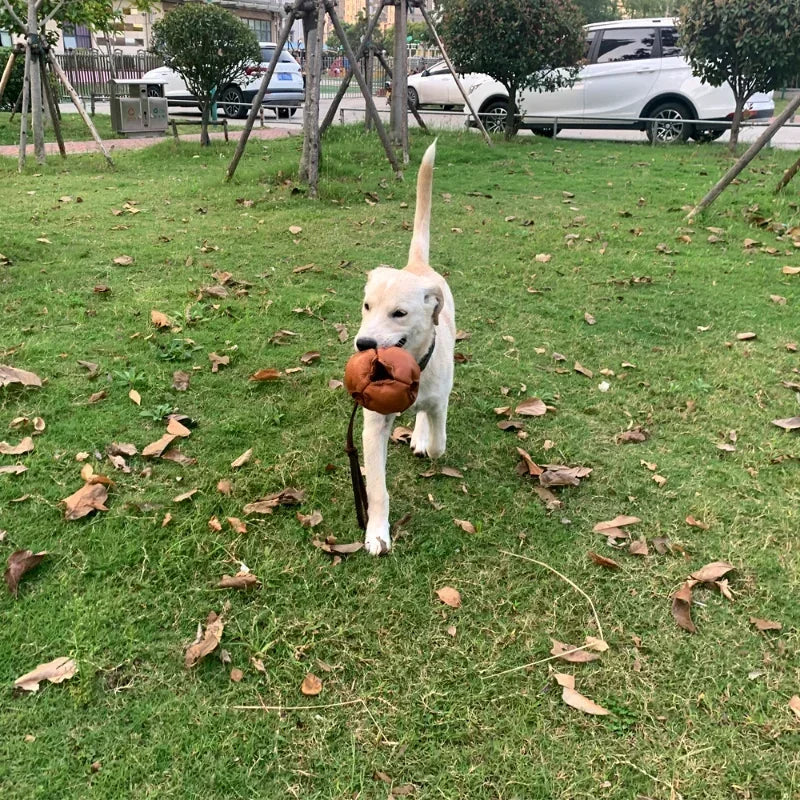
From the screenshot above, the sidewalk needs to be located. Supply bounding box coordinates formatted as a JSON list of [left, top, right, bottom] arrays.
[[0, 125, 293, 159]]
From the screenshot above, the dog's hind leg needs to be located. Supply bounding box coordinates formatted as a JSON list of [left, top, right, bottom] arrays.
[[411, 411, 430, 457], [362, 409, 395, 555]]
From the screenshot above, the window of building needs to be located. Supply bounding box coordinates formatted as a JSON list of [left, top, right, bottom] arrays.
[[243, 18, 272, 43], [63, 23, 92, 50], [0, 29, 12, 47]]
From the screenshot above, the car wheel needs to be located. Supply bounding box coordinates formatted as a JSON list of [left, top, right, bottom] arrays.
[[146, 85, 162, 98], [532, 127, 555, 138], [407, 87, 419, 111], [692, 128, 724, 143], [481, 99, 510, 134], [277, 107, 297, 119], [646, 101, 692, 144], [220, 86, 246, 119]]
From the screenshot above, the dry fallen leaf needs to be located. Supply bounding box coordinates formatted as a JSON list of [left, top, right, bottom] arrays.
[[539, 465, 592, 488], [554, 673, 611, 715], [142, 433, 177, 458], [616, 427, 648, 444], [516, 447, 544, 476], [300, 351, 320, 365], [749, 617, 781, 631], [243, 488, 305, 514], [300, 673, 323, 696], [0, 464, 27, 475], [584, 312, 596, 325], [691, 561, 734, 583], [593, 515, 640, 532], [62, 482, 109, 520], [166, 417, 191, 438], [172, 371, 190, 391], [736, 331, 757, 341], [391, 426, 414, 444], [588, 551, 621, 570], [218, 572, 258, 589], [550, 639, 601, 663], [535, 253, 552, 263], [113, 255, 133, 266], [533, 485, 562, 511], [629, 538, 649, 556], [0, 436, 34, 455], [772, 417, 800, 431], [574, 361, 593, 378], [297, 510, 323, 528], [209, 353, 230, 373], [227, 517, 247, 534], [208, 516, 222, 532], [150, 310, 170, 329], [230, 448, 252, 469], [185, 612, 224, 668], [288, 225, 303, 235], [173, 489, 198, 503], [250, 368, 282, 382], [515, 397, 547, 417], [782, 266, 800, 275], [686, 515, 709, 530], [230, 668, 244, 683], [217, 479, 233, 495], [436, 586, 462, 608], [789, 696, 800, 719], [14, 657, 77, 692], [5, 549, 47, 597], [671, 581, 696, 633], [454, 519, 476, 534], [652, 474, 667, 488], [0, 365, 43, 388]]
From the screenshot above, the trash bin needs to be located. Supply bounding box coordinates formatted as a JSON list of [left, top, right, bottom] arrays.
[[110, 78, 168, 137]]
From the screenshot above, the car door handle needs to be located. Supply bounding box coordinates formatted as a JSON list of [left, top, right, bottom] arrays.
[[636, 67, 657, 73]]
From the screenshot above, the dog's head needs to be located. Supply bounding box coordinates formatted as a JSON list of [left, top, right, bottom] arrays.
[[355, 267, 442, 356]]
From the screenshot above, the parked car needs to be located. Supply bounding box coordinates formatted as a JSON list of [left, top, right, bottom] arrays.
[[405, 60, 485, 110], [466, 18, 774, 143], [143, 42, 305, 119]]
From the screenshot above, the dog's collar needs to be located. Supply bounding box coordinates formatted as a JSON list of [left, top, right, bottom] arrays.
[[417, 330, 436, 372]]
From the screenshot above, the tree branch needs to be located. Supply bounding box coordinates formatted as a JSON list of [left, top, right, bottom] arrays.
[[0, 0, 26, 31], [42, 0, 66, 26]]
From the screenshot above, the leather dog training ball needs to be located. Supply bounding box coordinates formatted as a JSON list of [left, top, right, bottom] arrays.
[[344, 347, 420, 414]]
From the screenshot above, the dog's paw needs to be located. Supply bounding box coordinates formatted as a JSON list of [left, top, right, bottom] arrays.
[[364, 522, 391, 556]]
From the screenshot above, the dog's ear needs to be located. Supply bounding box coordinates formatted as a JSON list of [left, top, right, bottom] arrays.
[[424, 285, 443, 326]]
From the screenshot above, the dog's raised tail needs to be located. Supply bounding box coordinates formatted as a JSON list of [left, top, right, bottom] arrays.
[[407, 139, 437, 268]]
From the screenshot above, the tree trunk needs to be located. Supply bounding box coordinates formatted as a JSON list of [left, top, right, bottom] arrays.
[[299, 0, 324, 195], [728, 95, 745, 151], [26, 0, 45, 164], [505, 84, 517, 140], [200, 98, 211, 146]]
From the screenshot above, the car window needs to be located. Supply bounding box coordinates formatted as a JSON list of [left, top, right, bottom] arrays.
[[584, 30, 596, 60], [596, 28, 656, 63], [260, 47, 295, 63], [660, 27, 681, 57], [429, 67, 450, 76]]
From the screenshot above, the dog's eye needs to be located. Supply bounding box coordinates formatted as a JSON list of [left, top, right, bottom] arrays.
[[364, 303, 370, 311], [391, 310, 407, 318]]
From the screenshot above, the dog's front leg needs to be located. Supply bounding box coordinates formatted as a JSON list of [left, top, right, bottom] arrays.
[[362, 408, 396, 555]]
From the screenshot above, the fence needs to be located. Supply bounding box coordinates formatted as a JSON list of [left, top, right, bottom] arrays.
[[54, 50, 163, 101]]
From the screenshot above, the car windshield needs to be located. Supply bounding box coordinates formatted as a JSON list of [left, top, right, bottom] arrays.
[[260, 47, 295, 64]]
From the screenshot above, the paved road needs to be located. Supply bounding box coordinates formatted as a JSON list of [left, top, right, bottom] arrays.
[[53, 96, 800, 150]]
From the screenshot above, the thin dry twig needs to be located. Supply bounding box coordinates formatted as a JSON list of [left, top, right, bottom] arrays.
[[231, 698, 364, 712], [482, 643, 598, 680], [614, 758, 684, 800], [499, 549, 605, 641]]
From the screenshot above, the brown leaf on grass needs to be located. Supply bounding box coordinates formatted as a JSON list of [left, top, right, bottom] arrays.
[[671, 581, 697, 633], [516, 447, 544, 476], [616, 427, 649, 444], [62, 482, 109, 520], [250, 368, 282, 381], [736, 332, 757, 341], [333, 323, 349, 343], [574, 362, 593, 378], [781, 266, 800, 275], [243, 488, 306, 514], [539, 465, 591, 488], [652, 474, 667, 487], [750, 617, 781, 631], [217, 479, 233, 496], [77, 360, 99, 378], [142, 433, 177, 458], [652, 536, 672, 554], [554, 673, 611, 715], [128, 389, 141, 406], [629, 538, 649, 556], [588, 551, 621, 570], [230, 668, 244, 683], [597, 527, 629, 540], [391, 785, 416, 797], [185, 612, 224, 668], [107, 454, 129, 473], [113, 255, 133, 266], [685, 515, 709, 530], [288, 225, 303, 235], [312, 538, 363, 556], [535, 253, 551, 263], [498, 420, 524, 431], [550, 639, 602, 663], [0, 464, 27, 475], [161, 512, 172, 527], [230, 448, 252, 469], [771, 294, 787, 305], [454, 519, 476, 534], [161, 448, 197, 466], [328, 379, 343, 390], [172, 371, 190, 391], [209, 353, 230, 373], [691, 561, 734, 583], [150, 310, 170, 329], [173, 489, 198, 503], [391, 426, 413, 444], [789, 696, 800, 719], [300, 673, 322, 696], [108, 442, 137, 457], [14, 657, 77, 692], [297, 510, 323, 528], [88, 390, 107, 404], [515, 397, 547, 417], [227, 517, 247, 534], [584, 312, 596, 325], [165, 418, 191, 439], [300, 351, 320, 365], [436, 586, 461, 608], [593, 516, 641, 532], [218, 572, 258, 589], [208, 516, 222, 532], [533, 485, 563, 511], [772, 417, 800, 430], [5, 550, 47, 597], [0, 436, 34, 455]]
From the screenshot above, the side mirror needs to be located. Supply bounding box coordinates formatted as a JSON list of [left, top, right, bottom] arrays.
[[421, 69, 429, 77]]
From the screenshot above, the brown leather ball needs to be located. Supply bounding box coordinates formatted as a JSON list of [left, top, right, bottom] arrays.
[[344, 346, 420, 414]]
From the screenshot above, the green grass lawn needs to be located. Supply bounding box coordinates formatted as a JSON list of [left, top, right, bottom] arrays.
[[0, 112, 119, 147], [1, 129, 799, 799]]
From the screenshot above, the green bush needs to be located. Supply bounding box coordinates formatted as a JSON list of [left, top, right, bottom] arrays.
[[0, 47, 25, 110]]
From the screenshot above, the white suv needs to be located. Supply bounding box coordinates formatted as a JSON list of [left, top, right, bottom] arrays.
[[143, 42, 305, 119], [466, 18, 773, 143]]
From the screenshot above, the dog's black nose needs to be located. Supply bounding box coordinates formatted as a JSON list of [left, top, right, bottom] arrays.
[[356, 337, 378, 351]]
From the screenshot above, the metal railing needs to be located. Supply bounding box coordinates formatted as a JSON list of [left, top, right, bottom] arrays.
[[54, 50, 163, 101]]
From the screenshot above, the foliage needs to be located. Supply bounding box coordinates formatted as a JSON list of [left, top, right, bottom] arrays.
[[0, 0, 130, 38], [407, 21, 435, 46], [150, 3, 259, 146], [439, 0, 585, 137], [0, 47, 25, 110], [619, 0, 677, 17], [679, 0, 800, 148], [573, 0, 618, 22], [325, 11, 392, 55]]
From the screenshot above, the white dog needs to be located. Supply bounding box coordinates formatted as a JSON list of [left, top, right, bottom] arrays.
[[354, 141, 455, 555]]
